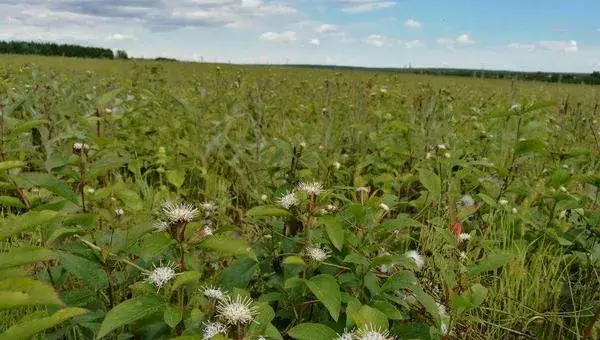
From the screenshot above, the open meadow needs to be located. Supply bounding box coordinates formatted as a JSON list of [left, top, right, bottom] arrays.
[[0, 55, 599, 340]]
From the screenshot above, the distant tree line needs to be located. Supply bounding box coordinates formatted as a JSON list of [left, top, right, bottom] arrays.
[[288, 64, 600, 86], [0, 40, 129, 59]]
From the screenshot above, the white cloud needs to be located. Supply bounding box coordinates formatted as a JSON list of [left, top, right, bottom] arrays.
[[366, 34, 386, 47], [508, 40, 578, 53], [106, 33, 134, 41], [315, 24, 339, 34], [259, 31, 298, 43], [437, 33, 475, 48], [310, 38, 320, 46], [341, 1, 396, 13], [456, 33, 475, 45], [404, 19, 421, 29], [404, 39, 424, 48]]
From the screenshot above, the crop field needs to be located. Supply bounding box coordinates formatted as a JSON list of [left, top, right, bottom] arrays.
[[0, 55, 599, 340]]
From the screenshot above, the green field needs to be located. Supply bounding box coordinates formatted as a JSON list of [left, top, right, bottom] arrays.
[[0, 55, 599, 340]]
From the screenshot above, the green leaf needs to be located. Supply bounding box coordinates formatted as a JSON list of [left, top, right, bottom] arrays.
[[220, 257, 259, 290], [0, 196, 25, 208], [46, 227, 85, 245], [0, 160, 25, 172], [288, 323, 338, 340], [0, 247, 56, 269], [87, 154, 124, 179], [304, 274, 341, 321], [282, 256, 306, 266], [371, 300, 405, 320], [9, 119, 47, 138], [0, 307, 87, 340], [165, 170, 185, 189], [164, 305, 182, 328], [411, 286, 440, 324], [57, 251, 108, 290], [246, 206, 291, 217], [19, 172, 80, 204], [247, 302, 276, 337], [265, 323, 284, 340], [0, 210, 60, 241], [137, 233, 174, 260], [112, 184, 143, 211], [468, 252, 512, 278], [171, 271, 201, 291], [418, 169, 441, 199], [515, 139, 547, 157], [201, 235, 257, 261], [452, 283, 488, 313], [381, 271, 418, 292], [318, 216, 345, 250], [348, 305, 388, 330], [547, 168, 570, 188], [96, 295, 164, 339], [0, 277, 63, 310]]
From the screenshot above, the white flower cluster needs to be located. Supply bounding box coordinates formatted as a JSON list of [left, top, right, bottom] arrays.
[[305, 246, 330, 262], [216, 295, 258, 325], [202, 321, 228, 340], [146, 263, 177, 290], [405, 250, 425, 270], [162, 201, 199, 224]]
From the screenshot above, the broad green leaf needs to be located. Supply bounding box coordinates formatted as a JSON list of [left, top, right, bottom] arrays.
[[19, 172, 79, 204], [112, 184, 143, 211], [171, 271, 201, 291], [46, 227, 84, 245], [468, 252, 512, 278], [247, 302, 276, 337], [265, 323, 284, 340], [418, 169, 441, 199], [137, 233, 174, 260], [57, 251, 108, 290], [0, 210, 60, 241], [0, 307, 87, 340], [165, 170, 185, 189], [318, 216, 345, 250], [201, 235, 257, 261], [246, 206, 291, 217], [381, 271, 417, 292], [288, 323, 338, 340], [411, 286, 440, 324], [452, 283, 488, 313], [220, 257, 259, 290], [0, 160, 25, 172], [96, 295, 164, 339], [0, 277, 63, 310], [348, 305, 388, 330], [282, 256, 306, 266], [371, 300, 405, 320], [547, 168, 570, 188], [515, 139, 547, 157], [0, 196, 25, 208], [304, 274, 341, 321], [88, 154, 124, 179], [0, 247, 56, 269], [9, 119, 47, 138], [164, 305, 182, 328]]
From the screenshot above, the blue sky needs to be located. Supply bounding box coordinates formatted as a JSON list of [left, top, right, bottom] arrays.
[[0, 0, 599, 72]]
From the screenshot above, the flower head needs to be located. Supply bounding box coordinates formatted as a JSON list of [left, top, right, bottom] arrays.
[[153, 220, 169, 232], [162, 201, 199, 224], [202, 286, 226, 301], [337, 330, 354, 340], [405, 250, 425, 270], [297, 182, 324, 196], [355, 325, 395, 340], [114, 208, 124, 217], [202, 321, 228, 340], [437, 144, 447, 150], [201, 202, 217, 214], [459, 194, 475, 207], [333, 161, 341, 170], [203, 226, 214, 236], [459, 251, 467, 261], [261, 194, 269, 202], [216, 295, 258, 325], [305, 246, 330, 262], [146, 263, 177, 290], [379, 203, 390, 212], [498, 199, 509, 206], [73, 142, 90, 152], [277, 192, 298, 209], [457, 233, 471, 243], [437, 302, 448, 316]]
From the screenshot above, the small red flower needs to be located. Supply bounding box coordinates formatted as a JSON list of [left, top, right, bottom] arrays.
[[452, 221, 462, 236]]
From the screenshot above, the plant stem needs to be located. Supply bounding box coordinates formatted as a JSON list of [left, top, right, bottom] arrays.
[[582, 304, 600, 340], [75, 235, 147, 272]]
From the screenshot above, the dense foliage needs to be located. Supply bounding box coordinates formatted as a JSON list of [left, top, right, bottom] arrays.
[[0, 41, 115, 59], [0, 55, 599, 340]]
